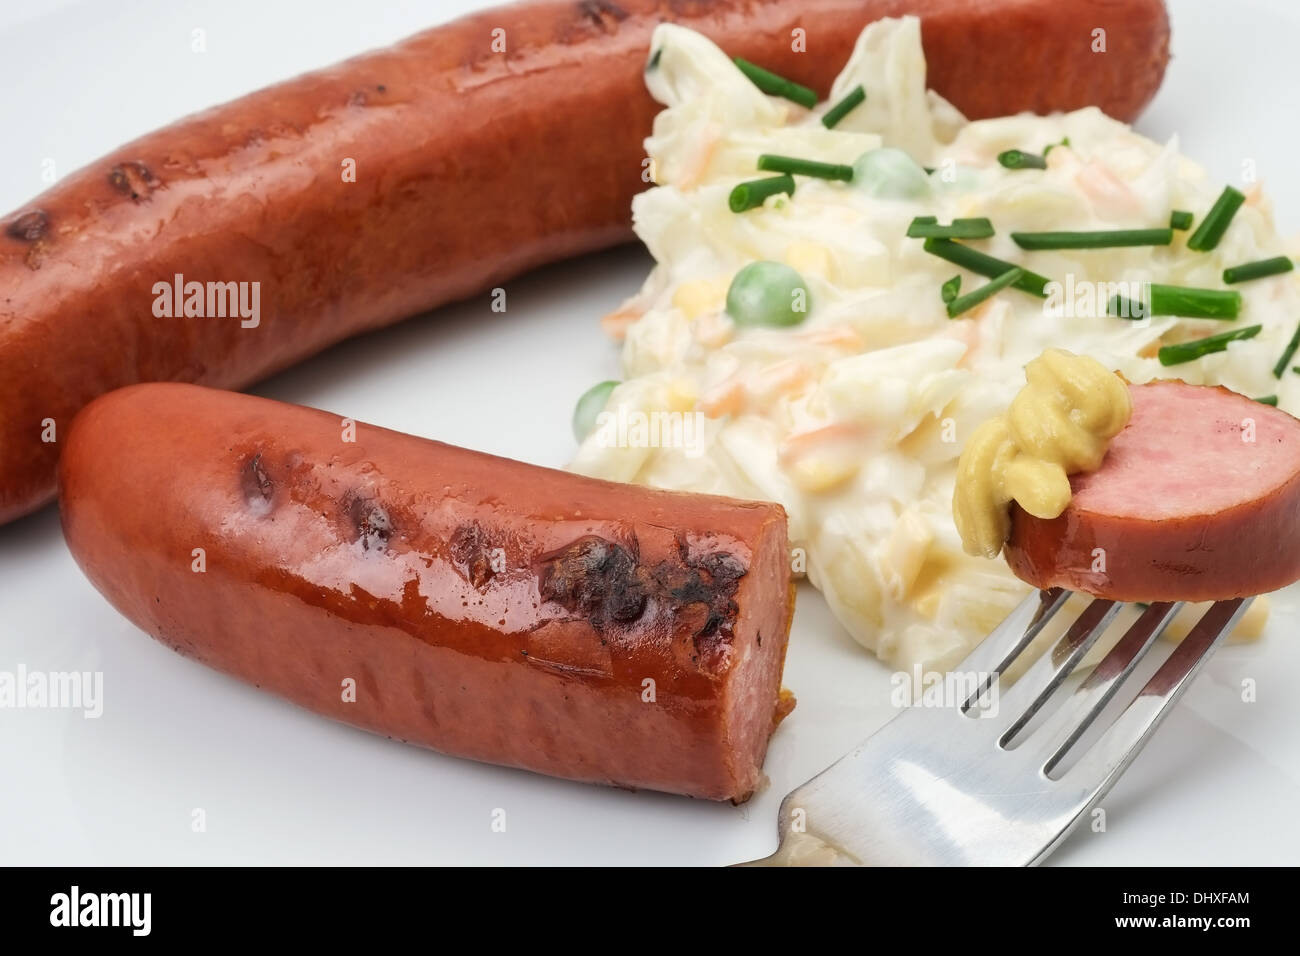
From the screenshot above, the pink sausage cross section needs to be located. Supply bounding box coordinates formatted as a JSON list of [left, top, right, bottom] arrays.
[[1006, 381, 1300, 602]]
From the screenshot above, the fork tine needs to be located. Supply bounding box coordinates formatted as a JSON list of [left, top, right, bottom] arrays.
[[1058, 598, 1250, 788], [955, 587, 1069, 689], [993, 598, 1120, 744], [1033, 601, 1182, 775]]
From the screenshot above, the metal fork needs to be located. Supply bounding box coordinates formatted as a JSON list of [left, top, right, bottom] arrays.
[[742, 589, 1252, 866]]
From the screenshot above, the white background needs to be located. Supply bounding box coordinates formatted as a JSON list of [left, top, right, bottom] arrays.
[[1, 0, 1297, 865]]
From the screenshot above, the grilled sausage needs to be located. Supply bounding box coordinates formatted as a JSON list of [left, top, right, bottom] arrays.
[[0, 0, 1172, 525], [57, 383, 796, 801], [1005, 382, 1300, 602]]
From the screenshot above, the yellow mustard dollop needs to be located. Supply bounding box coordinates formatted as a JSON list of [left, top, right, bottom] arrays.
[[953, 349, 1132, 558]]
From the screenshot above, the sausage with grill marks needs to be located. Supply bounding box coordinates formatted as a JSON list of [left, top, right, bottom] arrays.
[[0, 0, 1173, 524], [58, 383, 796, 801]]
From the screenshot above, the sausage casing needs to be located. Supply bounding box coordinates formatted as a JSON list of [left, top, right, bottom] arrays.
[[58, 383, 796, 801], [0, 0, 1173, 523]]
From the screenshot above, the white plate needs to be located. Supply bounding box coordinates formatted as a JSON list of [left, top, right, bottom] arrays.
[[2, 0, 1298, 865]]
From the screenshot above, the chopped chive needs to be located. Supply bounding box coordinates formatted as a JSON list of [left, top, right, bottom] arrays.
[[821, 84, 865, 129], [947, 268, 1023, 318], [922, 238, 1050, 297], [1043, 136, 1070, 157], [1010, 228, 1173, 250], [1107, 283, 1242, 320], [1186, 186, 1246, 252], [907, 217, 995, 240], [1157, 324, 1262, 366], [997, 149, 1047, 170], [1151, 284, 1241, 319], [728, 174, 795, 213], [1255, 395, 1279, 406], [757, 154, 854, 182], [733, 57, 817, 109], [941, 275, 962, 303], [1170, 210, 1194, 230], [1223, 256, 1294, 284], [1272, 321, 1300, 378], [646, 48, 662, 71]]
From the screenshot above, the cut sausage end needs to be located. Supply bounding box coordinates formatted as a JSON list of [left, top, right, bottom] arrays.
[[720, 529, 798, 802], [58, 383, 796, 802]]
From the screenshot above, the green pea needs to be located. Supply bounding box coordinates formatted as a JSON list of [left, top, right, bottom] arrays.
[[852, 147, 931, 200], [572, 380, 619, 442], [725, 261, 811, 327]]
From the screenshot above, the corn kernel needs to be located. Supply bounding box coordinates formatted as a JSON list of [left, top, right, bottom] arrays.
[[672, 279, 724, 319], [663, 379, 698, 413], [784, 240, 833, 280], [1232, 596, 1269, 641], [787, 456, 859, 493]]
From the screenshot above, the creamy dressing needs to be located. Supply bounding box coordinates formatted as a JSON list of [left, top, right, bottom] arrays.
[[571, 17, 1299, 673], [749, 830, 856, 867]]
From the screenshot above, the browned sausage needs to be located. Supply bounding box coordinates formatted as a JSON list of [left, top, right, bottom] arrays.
[[1004, 382, 1300, 603], [0, 0, 1172, 525], [57, 383, 795, 801]]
